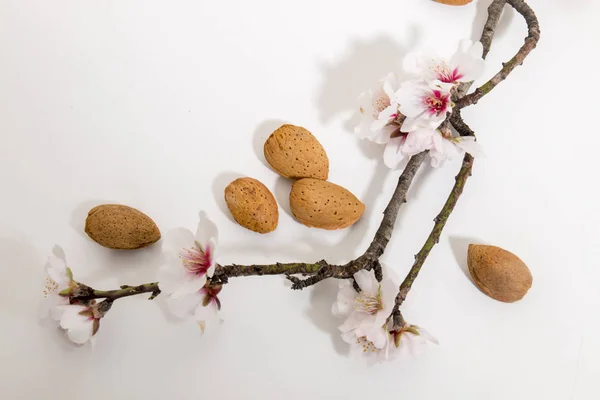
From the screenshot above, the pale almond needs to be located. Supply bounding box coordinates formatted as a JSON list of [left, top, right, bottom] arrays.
[[290, 178, 364, 230], [434, 0, 473, 5], [264, 124, 329, 180], [467, 244, 532, 303], [85, 204, 161, 250], [225, 177, 279, 234]]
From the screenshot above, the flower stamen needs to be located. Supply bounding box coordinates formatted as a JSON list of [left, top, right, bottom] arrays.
[[423, 90, 450, 116], [353, 285, 384, 315], [180, 241, 212, 276]]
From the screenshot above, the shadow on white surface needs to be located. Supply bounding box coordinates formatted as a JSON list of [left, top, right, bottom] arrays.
[[318, 35, 412, 124], [273, 176, 293, 218], [305, 279, 350, 356], [212, 171, 244, 224], [448, 235, 488, 285], [0, 237, 40, 316], [0, 237, 78, 351], [471, 0, 513, 46], [252, 119, 286, 169], [79, 241, 164, 286], [69, 199, 116, 241]]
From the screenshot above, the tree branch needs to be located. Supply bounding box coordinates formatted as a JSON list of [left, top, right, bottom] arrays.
[[457, 0, 507, 97], [391, 151, 475, 328], [74, 282, 161, 302], [457, 0, 540, 108], [364, 152, 427, 259]]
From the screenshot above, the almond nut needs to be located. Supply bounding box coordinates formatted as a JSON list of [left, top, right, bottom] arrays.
[[434, 0, 473, 5], [85, 204, 161, 250], [290, 178, 365, 230], [225, 177, 279, 233], [467, 244, 533, 303], [264, 124, 329, 180]]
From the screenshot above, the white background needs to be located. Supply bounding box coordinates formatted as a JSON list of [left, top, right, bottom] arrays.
[[0, 0, 597, 399]]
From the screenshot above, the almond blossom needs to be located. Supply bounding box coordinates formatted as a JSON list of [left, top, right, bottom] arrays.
[[354, 73, 402, 144], [405, 39, 484, 85], [157, 211, 218, 299], [41, 247, 107, 345], [345, 322, 438, 364], [165, 283, 222, 335], [383, 127, 483, 169], [57, 303, 102, 345], [42, 248, 74, 321], [395, 79, 454, 132], [158, 212, 222, 334], [332, 267, 397, 350]]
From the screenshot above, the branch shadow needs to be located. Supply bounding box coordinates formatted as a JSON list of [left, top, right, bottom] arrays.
[[305, 279, 350, 356], [0, 237, 41, 316], [0, 237, 79, 351], [317, 35, 413, 124], [448, 235, 488, 284], [471, 0, 514, 45]]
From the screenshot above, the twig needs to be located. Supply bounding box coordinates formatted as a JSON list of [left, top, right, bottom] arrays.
[[74, 282, 161, 302], [388, 0, 517, 324], [457, 0, 507, 97], [212, 261, 330, 284], [390, 151, 475, 328], [457, 0, 540, 108], [363, 152, 427, 259], [450, 110, 475, 137]]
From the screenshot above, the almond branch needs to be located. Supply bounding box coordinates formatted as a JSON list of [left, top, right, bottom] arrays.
[[457, 0, 507, 97], [72, 282, 161, 302], [457, 0, 540, 108]]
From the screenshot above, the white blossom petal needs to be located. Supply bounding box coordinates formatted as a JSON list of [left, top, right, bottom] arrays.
[[339, 312, 374, 333], [353, 270, 376, 293], [372, 125, 397, 144], [59, 305, 89, 329], [332, 282, 356, 317], [66, 322, 94, 345], [46, 255, 69, 287], [156, 263, 188, 295], [171, 274, 207, 299], [195, 211, 219, 249], [383, 138, 406, 169], [455, 137, 485, 158], [162, 228, 196, 267], [166, 291, 203, 318], [354, 73, 400, 144]]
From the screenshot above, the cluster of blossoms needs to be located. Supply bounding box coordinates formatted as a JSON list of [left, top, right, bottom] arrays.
[[332, 268, 437, 364], [42, 212, 223, 344], [156, 212, 222, 334], [355, 39, 485, 168], [41, 248, 108, 345]]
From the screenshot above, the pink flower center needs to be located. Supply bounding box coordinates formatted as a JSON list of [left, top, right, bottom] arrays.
[[423, 90, 450, 116], [181, 242, 213, 276], [433, 64, 464, 84]]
